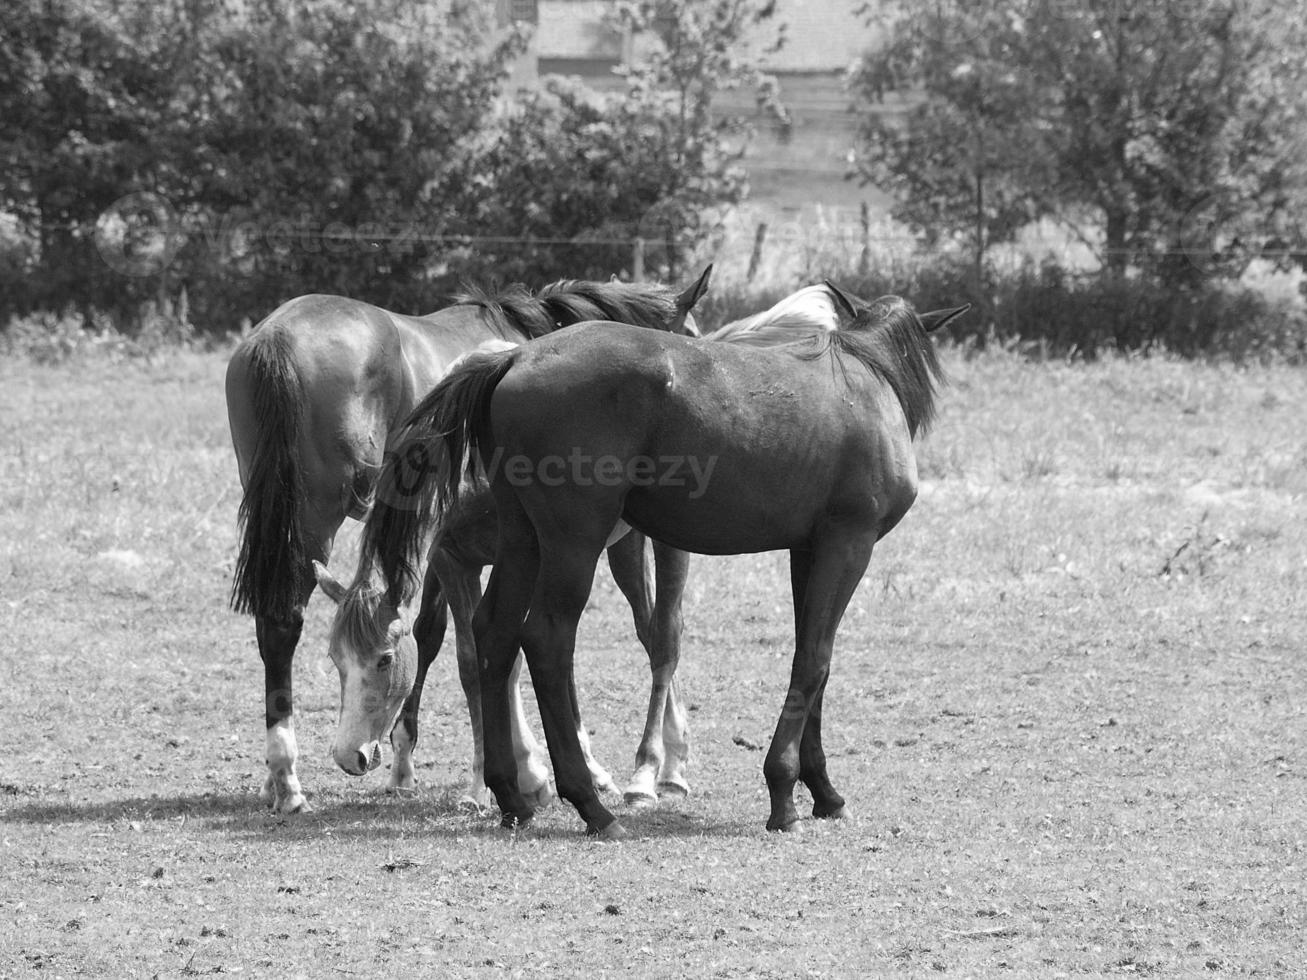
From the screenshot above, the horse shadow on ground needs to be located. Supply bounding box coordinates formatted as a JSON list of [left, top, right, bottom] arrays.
[[0, 785, 759, 841]]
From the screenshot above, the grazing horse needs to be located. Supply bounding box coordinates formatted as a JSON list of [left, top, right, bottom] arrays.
[[319, 284, 845, 809], [365, 284, 967, 836], [225, 270, 710, 813]]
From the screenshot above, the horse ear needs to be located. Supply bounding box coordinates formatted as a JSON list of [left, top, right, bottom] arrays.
[[313, 561, 347, 605], [675, 264, 713, 315], [824, 280, 860, 322], [919, 304, 972, 333]]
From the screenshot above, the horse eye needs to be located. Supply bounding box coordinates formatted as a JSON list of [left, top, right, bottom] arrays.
[[377, 654, 394, 670]]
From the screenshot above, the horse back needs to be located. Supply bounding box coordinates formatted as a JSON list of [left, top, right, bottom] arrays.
[[487, 323, 920, 554]]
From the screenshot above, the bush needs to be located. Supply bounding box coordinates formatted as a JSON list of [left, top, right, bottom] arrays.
[[701, 254, 1307, 363]]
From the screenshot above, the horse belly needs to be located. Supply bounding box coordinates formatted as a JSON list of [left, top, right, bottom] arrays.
[[621, 430, 843, 555]]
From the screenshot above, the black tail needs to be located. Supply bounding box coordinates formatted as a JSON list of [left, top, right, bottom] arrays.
[[360, 346, 518, 605], [229, 329, 308, 621]]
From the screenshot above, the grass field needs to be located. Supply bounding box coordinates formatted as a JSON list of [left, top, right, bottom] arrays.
[[1, 340, 1304, 978]]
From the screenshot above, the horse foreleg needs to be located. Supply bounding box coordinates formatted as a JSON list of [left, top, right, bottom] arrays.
[[434, 545, 491, 810], [799, 684, 846, 820], [571, 672, 619, 796], [388, 558, 447, 794], [651, 540, 691, 799], [609, 534, 691, 806], [763, 538, 870, 832], [507, 656, 555, 808]]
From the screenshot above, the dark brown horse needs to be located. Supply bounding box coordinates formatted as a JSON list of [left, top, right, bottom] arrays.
[[365, 285, 967, 836], [225, 271, 710, 813]]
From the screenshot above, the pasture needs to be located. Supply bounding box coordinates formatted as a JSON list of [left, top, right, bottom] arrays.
[[1, 341, 1304, 977]]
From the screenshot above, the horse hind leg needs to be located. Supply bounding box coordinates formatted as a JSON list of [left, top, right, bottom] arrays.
[[256, 547, 330, 815], [256, 493, 343, 815], [519, 538, 623, 838], [471, 492, 544, 829], [257, 608, 309, 814]]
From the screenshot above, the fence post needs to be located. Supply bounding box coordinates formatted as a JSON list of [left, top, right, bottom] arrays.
[[747, 222, 768, 283], [632, 237, 645, 282]]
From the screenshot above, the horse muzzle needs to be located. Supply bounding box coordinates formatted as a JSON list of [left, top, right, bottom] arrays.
[[333, 740, 382, 776]]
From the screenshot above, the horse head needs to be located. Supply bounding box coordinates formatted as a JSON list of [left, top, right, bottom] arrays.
[[314, 561, 418, 777]]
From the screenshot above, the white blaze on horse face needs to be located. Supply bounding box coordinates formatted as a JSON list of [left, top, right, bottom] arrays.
[[330, 619, 417, 777]]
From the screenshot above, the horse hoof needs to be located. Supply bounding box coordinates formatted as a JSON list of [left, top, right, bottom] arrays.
[[521, 781, 555, 810], [499, 811, 534, 832], [813, 804, 848, 821], [591, 773, 620, 796], [623, 790, 659, 809], [656, 780, 690, 800], [276, 797, 311, 815], [386, 782, 419, 797], [587, 819, 628, 841], [766, 815, 802, 833]]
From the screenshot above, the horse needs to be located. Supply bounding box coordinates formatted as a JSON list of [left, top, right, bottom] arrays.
[[316, 283, 846, 809], [364, 283, 968, 837], [310, 339, 683, 808], [224, 268, 711, 814]]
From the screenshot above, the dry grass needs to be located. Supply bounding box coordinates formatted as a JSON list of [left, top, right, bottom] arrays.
[[1, 341, 1304, 977]]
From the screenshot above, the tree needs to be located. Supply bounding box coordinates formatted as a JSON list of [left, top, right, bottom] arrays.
[[462, 0, 788, 283], [849, 0, 1307, 286], [1027, 0, 1307, 285], [178, 0, 522, 324], [0, 0, 522, 331], [849, 4, 1049, 287], [0, 0, 179, 326], [612, 0, 788, 277]]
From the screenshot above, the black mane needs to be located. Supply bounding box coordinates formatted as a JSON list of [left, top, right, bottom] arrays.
[[804, 294, 946, 438], [455, 279, 681, 339]]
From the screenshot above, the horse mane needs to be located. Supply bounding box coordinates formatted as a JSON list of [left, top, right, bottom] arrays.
[[714, 289, 943, 438], [823, 295, 946, 438], [705, 283, 840, 346], [455, 279, 681, 339], [334, 577, 388, 654]]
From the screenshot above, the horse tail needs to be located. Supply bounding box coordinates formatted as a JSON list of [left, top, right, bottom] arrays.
[[228, 328, 308, 621], [361, 346, 518, 605]]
